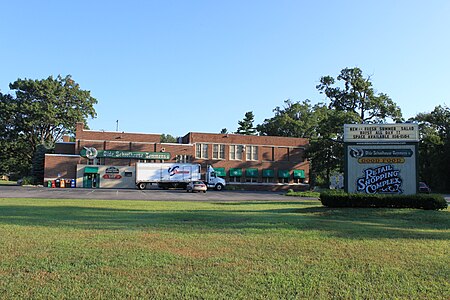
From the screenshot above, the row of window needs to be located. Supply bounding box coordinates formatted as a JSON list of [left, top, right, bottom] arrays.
[[196, 144, 258, 161], [227, 177, 305, 184]]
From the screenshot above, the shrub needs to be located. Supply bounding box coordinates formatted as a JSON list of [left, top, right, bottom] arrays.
[[320, 191, 448, 210], [19, 176, 37, 186], [286, 190, 321, 198]]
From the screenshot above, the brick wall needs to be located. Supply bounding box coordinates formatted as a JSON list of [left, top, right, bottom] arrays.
[[47, 123, 310, 188], [44, 154, 83, 180], [185, 132, 308, 147], [54, 142, 75, 154]]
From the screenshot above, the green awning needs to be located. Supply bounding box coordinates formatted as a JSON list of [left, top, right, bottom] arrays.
[[214, 167, 226, 177], [278, 170, 291, 178], [262, 169, 274, 178], [293, 170, 305, 179], [84, 166, 99, 173], [229, 168, 242, 177], [245, 168, 258, 178]]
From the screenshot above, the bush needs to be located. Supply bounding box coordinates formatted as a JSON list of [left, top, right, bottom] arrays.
[[286, 190, 321, 198], [19, 176, 37, 186], [320, 191, 448, 210]]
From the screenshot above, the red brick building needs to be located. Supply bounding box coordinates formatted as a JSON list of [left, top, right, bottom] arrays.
[[44, 122, 310, 190]]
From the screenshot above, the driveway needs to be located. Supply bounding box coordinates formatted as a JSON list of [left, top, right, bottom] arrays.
[[0, 185, 298, 202]]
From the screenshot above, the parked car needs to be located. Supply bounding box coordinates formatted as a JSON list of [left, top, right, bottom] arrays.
[[418, 182, 431, 193], [186, 181, 207, 193]]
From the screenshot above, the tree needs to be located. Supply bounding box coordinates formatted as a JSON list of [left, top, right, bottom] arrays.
[[220, 128, 228, 134], [316, 67, 402, 123], [412, 105, 450, 191], [0, 75, 97, 180], [257, 99, 325, 138], [307, 67, 403, 187], [160, 134, 177, 143], [236, 111, 256, 135], [306, 109, 360, 186]]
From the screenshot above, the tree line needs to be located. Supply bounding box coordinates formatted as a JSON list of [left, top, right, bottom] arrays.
[[1, 68, 448, 191], [233, 68, 449, 191]]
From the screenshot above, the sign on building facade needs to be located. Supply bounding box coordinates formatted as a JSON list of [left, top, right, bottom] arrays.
[[344, 124, 419, 195]]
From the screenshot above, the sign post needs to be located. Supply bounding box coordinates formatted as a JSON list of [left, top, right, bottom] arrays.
[[344, 124, 419, 195]]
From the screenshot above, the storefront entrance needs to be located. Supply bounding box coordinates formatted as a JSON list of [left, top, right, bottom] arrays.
[[83, 166, 100, 188]]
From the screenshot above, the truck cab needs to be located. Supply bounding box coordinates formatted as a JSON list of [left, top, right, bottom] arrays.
[[205, 165, 226, 191]]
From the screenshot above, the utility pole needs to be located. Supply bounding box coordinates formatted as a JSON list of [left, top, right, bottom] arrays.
[[116, 120, 119, 132]]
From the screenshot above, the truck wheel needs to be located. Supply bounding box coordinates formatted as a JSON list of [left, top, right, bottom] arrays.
[[215, 183, 224, 191], [137, 182, 147, 190]]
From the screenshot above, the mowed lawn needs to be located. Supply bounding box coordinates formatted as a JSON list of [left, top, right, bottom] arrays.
[[0, 198, 448, 299]]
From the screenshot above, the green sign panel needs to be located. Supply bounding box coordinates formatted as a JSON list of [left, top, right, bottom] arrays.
[[350, 148, 414, 158], [80, 148, 170, 160]]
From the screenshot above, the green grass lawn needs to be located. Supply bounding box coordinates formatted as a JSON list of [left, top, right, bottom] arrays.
[[0, 198, 448, 299], [0, 180, 17, 186]]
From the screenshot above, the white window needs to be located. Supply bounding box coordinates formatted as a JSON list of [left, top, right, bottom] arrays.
[[212, 144, 225, 159], [246, 145, 258, 161], [88, 158, 104, 165], [229, 145, 243, 160], [196, 144, 209, 159], [176, 155, 190, 163], [263, 177, 273, 183], [229, 176, 241, 183]]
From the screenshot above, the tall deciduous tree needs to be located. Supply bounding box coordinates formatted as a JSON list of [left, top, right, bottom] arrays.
[[316, 67, 403, 123], [160, 134, 177, 143], [413, 105, 450, 191], [236, 111, 257, 135], [306, 109, 360, 186], [257, 99, 326, 138], [0, 75, 97, 180]]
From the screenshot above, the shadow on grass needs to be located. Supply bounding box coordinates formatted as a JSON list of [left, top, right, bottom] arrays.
[[0, 203, 448, 240]]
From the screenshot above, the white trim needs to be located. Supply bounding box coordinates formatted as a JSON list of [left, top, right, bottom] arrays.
[[196, 141, 306, 149], [161, 142, 193, 146], [45, 154, 81, 157], [79, 138, 305, 149], [81, 129, 162, 135]]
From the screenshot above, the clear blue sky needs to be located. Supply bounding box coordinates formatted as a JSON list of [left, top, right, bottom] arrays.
[[1, 1, 449, 137]]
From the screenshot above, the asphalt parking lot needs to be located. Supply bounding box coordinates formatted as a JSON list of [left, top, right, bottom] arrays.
[[0, 185, 295, 202]]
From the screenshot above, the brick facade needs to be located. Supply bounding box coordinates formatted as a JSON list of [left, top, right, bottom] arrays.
[[44, 122, 310, 190]]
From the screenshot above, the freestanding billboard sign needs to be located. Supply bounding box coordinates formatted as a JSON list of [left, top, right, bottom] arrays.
[[344, 124, 419, 195]]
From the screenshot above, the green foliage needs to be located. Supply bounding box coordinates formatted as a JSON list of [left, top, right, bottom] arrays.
[[257, 99, 326, 138], [285, 190, 321, 198], [220, 128, 228, 134], [160, 134, 177, 143], [255, 68, 403, 189], [19, 176, 37, 185], [412, 105, 450, 192], [320, 191, 448, 210], [306, 109, 360, 186], [0, 75, 97, 178], [236, 111, 256, 135], [31, 145, 52, 184], [316, 67, 403, 123]]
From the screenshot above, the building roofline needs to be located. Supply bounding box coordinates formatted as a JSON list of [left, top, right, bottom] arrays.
[[45, 154, 81, 157]]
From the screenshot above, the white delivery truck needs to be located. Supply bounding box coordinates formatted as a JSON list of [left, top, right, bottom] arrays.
[[135, 163, 226, 191]]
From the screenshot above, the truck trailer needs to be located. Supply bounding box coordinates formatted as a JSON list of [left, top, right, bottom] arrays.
[[135, 163, 226, 191]]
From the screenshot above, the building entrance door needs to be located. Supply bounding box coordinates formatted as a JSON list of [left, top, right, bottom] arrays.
[[83, 173, 100, 188]]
